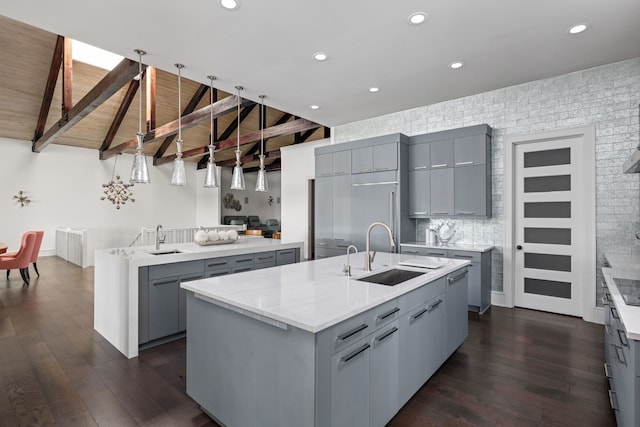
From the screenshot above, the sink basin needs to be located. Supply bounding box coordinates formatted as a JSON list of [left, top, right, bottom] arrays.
[[147, 249, 182, 255], [357, 268, 425, 286]]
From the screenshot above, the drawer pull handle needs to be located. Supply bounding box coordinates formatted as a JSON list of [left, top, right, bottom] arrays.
[[610, 307, 619, 320], [237, 259, 253, 263], [404, 250, 419, 254], [617, 329, 629, 347], [412, 212, 428, 215], [453, 254, 474, 259], [341, 343, 371, 363], [181, 274, 203, 282], [431, 164, 448, 168], [413, 166, 428, 170], [336, 245, 350, 249], [235, 267, 252, 273], [455, 212, 475, 215], [604, 363, 612, 379], [208, 271, 229, 277], [608, 390, 618, 411], [375, 327, 399, 343], [427, 252, 446, 257], [431, 212, 449, 215], [208, 261, 228, 267], [153, 279, 176, 286], [427, 299, 443, 312], [257, 256, 273, 260], [448, 270, 468, 283], [278, 250, 293, 255], [337, 324, 368, 341], [455, 161, 474, 166], [613, 345, 626, 366], [378, 307, 400, 321], [411, 307, 428, 321]]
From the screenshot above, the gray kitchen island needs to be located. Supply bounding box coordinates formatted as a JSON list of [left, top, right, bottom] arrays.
[[182, 253, 470, 427]]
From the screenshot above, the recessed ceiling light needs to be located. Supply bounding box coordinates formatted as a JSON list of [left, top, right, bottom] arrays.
[[310, 105, 320, 110], [448, 61, 464, 70], [220, 0, 239, 10], [313, 52, 328, 62], [568, 23, 588, 34], [369, 87, 379, 93], [408, 12, 428, 25]]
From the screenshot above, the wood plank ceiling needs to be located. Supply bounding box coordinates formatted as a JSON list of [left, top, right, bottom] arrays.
[[0, 16, 329, 172]]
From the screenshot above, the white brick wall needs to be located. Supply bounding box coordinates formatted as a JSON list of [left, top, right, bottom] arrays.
[[334, 58, 640, 300]]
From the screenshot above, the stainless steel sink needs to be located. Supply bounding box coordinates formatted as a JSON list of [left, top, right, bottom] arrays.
[[357, 268, 425, 286], [147, 249, 182, 255]]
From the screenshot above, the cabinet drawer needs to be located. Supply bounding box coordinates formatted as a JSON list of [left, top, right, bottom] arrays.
[[276, 248, 297, 265], [373, 298, 401, 329], [205, 256, 233, 272], [206, 268, 232, 278], [400, 277, 446, 312], [254, 260, 276, 270], [253, 251, 276, 264], [447, 250, 481, 263], [331, 311, 375, 355], [232, 254, 255, 266], [149, 260, 204, 280]]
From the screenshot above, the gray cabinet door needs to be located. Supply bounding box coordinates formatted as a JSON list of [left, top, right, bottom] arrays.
[[409, 170, 430, 216], [454, 165, 487, 217], [424, 295, 446, 379], [315, 153, 332, 177], [445, 269, 468, 355], [148, 277, 180, 341], [179, 273, 204, 332], [370, 320, 400, 427], [430, 168, 454, 216], [430, 139, 454, 169], [332, 174, 352, 241], [454, 134, 487, 166], [399, 303, 429, 404], [276, 248, 298, 265], [352, 147, 374, 173], [331, 337, 371, 427], [314, 177, 333, 240], [373, 143, 398, 171], [409, 143, 430, 171], [332, 150, 352, 175]]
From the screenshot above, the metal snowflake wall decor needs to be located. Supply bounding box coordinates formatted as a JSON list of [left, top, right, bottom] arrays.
[[101, 176, 135, 209], [101, 156, 135, 209], [13, 190, 30, 207]]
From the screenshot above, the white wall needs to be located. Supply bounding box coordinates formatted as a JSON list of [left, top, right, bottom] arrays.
[[219, 168, 282, 224], [0, 137, 202, 263], [281, 138, 331, 260], [195, 166, 222, 226]]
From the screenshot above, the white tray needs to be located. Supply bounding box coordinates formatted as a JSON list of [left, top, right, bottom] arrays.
[[195, 239, 237, 246]]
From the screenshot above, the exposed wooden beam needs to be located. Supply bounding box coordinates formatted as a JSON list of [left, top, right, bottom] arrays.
[[33, 58, 140, 153], [62, 37, 73, 114], [100, 70, 144, 151], [153, 83, 210, 159], [101, 94, 253, 160], [324, 126, 331, 138], [33, 35, 64, 142], [145, 66, 156, 132], [158, 117, 320, 166], [245, 158, 282, 173], [196, 103, 257, 169]]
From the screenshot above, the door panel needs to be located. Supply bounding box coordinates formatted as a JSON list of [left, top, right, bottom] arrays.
[[514, 137, 584, 316]]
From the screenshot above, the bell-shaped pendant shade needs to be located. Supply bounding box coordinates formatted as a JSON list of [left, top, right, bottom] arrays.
[[255, 155, 268, 192], [230, 150, 245, 190], [130, 135, 150, 184], [170, 158, 187, 186], [203, 162, 219, 188]]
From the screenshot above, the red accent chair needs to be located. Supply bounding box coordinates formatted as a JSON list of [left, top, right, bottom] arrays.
[[5, 230, 44, 279], [0, 232, 37, 285]]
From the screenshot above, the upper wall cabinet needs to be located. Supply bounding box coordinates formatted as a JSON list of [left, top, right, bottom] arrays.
[[315, 150, 352, 177], [454, 134, 488, 166], [352, 143, 398, 173]]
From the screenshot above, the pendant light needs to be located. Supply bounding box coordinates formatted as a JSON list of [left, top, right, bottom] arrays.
[[203, 75, 219, 188], [230, 85, 245, 190], [255, 94, 268, 192], [170, 63, 187, 186], [130, 49, 150, 184]]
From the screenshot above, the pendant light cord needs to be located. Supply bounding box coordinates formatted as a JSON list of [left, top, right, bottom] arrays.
[[177, 65, 183, 142], [138, 52, 143, 135], [260, 95, 265, 157]]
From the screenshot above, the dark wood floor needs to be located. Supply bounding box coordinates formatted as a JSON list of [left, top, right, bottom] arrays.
[[0, 256, 615, 426]]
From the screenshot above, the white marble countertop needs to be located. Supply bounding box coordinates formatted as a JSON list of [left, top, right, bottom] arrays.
[[400, 242, 494, 252], [602, 266, 640, 341], [95, 236, 302, 268], [604, 252, 640, 270], [182, 253, 469, 333]]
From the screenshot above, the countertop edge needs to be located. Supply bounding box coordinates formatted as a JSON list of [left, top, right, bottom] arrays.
[[400, 242, 494, 252], [602, 267, 640, 341]]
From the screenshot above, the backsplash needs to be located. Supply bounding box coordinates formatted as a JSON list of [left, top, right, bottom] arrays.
[[335, 57, 640, 301]]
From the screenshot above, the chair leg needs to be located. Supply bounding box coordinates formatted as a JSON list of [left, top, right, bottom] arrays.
[[33, 262, 40, 277], [19, 268, 29, 285], [6, 270, 9, 279], [25, 268, 30, 280]]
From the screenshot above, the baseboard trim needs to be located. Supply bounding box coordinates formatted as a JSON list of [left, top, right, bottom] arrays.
[[491, 291, 510, 307]]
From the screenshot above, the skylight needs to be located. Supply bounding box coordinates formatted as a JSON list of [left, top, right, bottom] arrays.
[[72, 40, 123, 70]]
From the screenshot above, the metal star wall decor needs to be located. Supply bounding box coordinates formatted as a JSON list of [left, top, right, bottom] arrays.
[[101, 156, 135, 209], [13, 190, 30, 207]]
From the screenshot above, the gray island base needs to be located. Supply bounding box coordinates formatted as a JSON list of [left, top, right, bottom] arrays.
[[183, 253, 470, 427]]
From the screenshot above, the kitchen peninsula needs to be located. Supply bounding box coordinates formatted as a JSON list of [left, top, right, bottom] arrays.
[[183, 253, 470, 427], [94, 236, 303, 358]]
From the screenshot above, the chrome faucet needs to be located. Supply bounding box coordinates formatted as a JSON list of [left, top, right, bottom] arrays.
[[343, 245, 359, 276], [364, 222, 395, 272], [156, 224, 166, 250]]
